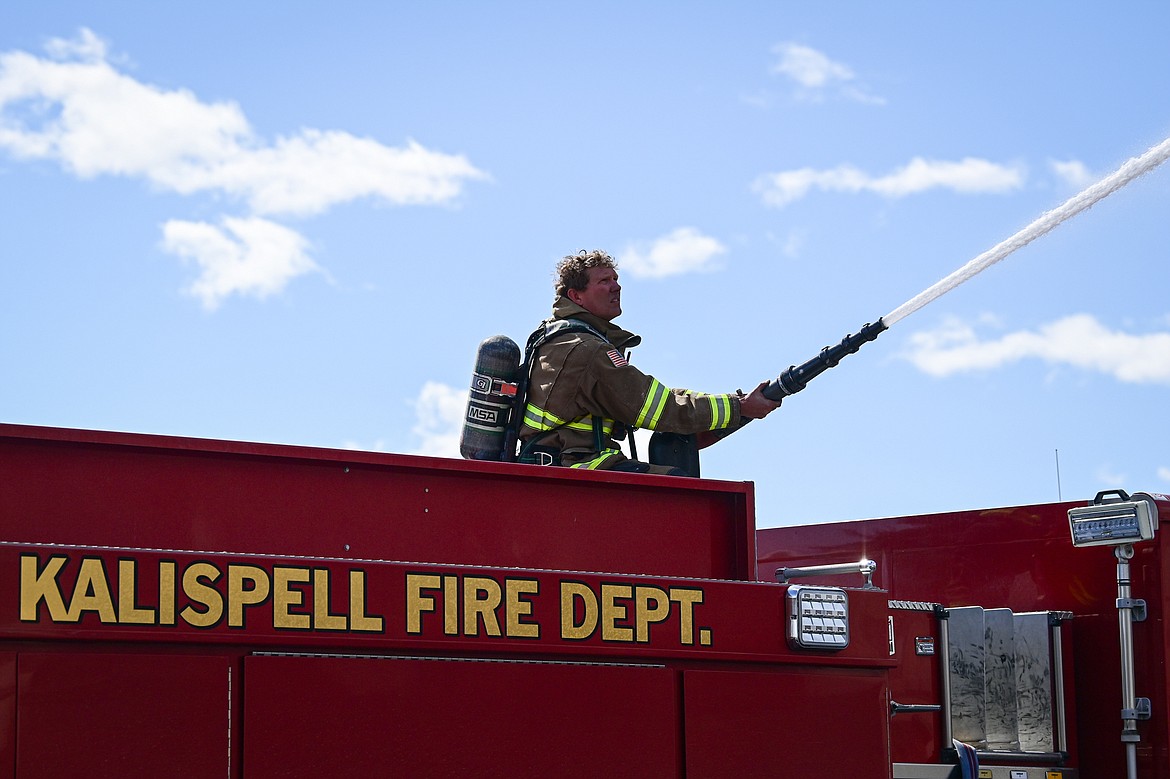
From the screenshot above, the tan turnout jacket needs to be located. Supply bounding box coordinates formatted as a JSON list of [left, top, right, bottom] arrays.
[[519, 297, 741, 470]]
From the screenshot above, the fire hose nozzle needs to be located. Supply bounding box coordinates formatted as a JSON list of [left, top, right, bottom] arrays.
[[763, 318, 888, 401]]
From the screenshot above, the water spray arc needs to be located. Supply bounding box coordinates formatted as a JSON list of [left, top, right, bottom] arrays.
[[762, 135, 1170, 403]]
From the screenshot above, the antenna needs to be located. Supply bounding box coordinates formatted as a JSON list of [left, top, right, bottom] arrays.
[[1055, 449, 1063, 501]]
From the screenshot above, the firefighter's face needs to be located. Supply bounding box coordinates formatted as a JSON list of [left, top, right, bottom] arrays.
[[569, 266, 622, 320]]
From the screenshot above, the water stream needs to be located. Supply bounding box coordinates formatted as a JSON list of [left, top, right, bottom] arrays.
[[883, 135, 1170, 326]]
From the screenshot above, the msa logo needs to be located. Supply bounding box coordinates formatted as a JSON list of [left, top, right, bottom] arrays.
[[468, 405, 499, 424]]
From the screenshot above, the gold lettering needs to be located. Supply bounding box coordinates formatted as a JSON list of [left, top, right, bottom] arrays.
[[348, 570, 384, 632], [20, 554, 70, 622], [313, 568, 348, 630], [66, 558, 117, 623], [118, 559, 155, 625], [634, 585, 670, 643], [273, 567, 311, 629], [443, 575, 459, 636], [505, 578, 540, 639], [560, 581, 597, 640], [159, 561, 176, 625], [600, 584, 633, 642], [463, 576, 502, 637], [670, 587, 704, 645], [227, 564, 271, 628], [406, 573, 440, 634], [181, 562, 223, 627]]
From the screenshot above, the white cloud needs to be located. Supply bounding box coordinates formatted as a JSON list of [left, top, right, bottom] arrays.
[[341, 382, 471, 458], [43, 27, 109, 61], [900, 314, 1170, 384], [1157, 466, 1170, 483], [769, 42, 884, 104], [753, 157, 1025, 208], [1094, 465, 1128, 488], [213, 133, 485, 217], [409, 381, 467, 458], [161, 217, 320, 310], [771, 43, 854, 88], [619, 227, 727, 279], [0, 29, 488, 307], [1050, 159, 1095, 189], [0, 30, 486, 214]]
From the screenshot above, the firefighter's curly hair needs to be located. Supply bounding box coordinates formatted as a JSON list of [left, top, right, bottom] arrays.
[[554, 250, 617, 299]]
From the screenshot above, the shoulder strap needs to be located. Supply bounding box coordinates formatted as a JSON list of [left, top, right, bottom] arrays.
[[523, 317, 608, 360], [510, 318, 611, 463]]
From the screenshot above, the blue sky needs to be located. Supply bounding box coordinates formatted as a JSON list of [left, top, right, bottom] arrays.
[[3, 3, 1169, 527]]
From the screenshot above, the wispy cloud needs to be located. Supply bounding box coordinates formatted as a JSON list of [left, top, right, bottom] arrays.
[[0, 29, 487, 307], [1050, 159, 1095, 189], [900, 314, 1170, 384], [409, 381, 466, 458], [619, 227, 727, 279], [769, 42, 884, 105], [1095, 465, 1128, 488], [754, 157, 1025, 208], [1157, 466, 1170, 483], [161, 217, 320, 310]]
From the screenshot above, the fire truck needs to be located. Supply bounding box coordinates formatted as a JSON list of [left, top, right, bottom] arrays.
[[2, 421, 1167, 777]]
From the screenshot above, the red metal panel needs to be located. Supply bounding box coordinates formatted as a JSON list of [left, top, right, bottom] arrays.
[[242, 654, 679, 778], [887, 606, 945, 764], [757, 498, 1170, 776], [683, 667, 891, 778], [0, 423, 754, 581], [0, 653, 13, 779], [15, 652, 231, 778]]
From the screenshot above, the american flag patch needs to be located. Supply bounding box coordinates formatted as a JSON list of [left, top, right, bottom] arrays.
[[606, 349, 628, 367]]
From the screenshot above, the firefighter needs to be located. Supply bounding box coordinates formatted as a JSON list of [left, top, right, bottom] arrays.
[[517, 249, 781, 474]]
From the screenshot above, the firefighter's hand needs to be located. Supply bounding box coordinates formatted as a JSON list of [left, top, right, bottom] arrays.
[[738, 381, 782, 420]]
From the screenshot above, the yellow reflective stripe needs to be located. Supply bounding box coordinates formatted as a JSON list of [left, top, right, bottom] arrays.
[[563, 416, 614, 435], [579, 416, 614, 437], [524, 407, 615, 437], [706, 394, 733, 430], [634, 379, 669, 430], [523, 403, 569, 432], [569, 449, 623, 470]]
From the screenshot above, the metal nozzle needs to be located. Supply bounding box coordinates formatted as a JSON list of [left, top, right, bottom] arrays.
[[763, 318, 887, 401]]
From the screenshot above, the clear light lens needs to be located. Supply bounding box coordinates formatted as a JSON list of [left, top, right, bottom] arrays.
[[786, 585, 849, 650]]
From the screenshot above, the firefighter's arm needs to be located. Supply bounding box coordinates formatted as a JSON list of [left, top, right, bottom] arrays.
[[694, 383, 781, 448], [580, 344, 740, 435]]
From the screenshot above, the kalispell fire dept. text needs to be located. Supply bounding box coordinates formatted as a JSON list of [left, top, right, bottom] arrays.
[[18, 554, 712, 646]]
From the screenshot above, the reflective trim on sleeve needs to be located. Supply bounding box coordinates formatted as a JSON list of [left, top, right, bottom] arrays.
[[634, 379, 670, 430], [706, 394, 733, 430]]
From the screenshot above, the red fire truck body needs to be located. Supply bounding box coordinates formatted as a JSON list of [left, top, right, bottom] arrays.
[[0, 422, 1162, 777], [758, 495, 1170, 778]]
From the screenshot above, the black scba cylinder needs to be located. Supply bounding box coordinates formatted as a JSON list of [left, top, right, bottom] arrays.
[[459, 335, 522, 461]]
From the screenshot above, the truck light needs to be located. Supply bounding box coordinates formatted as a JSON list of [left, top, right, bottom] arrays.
[[785, 585, 849, 650], [1067, 490, 1157, 548]]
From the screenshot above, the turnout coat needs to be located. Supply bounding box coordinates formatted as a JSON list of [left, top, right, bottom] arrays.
[[518, 297, 742, 471]]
